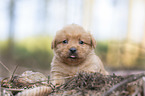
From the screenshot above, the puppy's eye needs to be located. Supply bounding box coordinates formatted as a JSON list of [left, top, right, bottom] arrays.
[[79, 40, 84, 44], [62, 40, 68, 44]]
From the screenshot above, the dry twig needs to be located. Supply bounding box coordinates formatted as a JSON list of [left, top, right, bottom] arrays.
[[0, 60, 11, 73], [10, 63, 20, 81]]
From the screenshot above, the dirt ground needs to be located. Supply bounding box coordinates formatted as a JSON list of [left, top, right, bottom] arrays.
[[1, 70, 145, 96]]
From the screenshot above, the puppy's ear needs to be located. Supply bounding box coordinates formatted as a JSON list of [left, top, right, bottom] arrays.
[[51, 39, 56, 49], [90, 34, 96, 49]]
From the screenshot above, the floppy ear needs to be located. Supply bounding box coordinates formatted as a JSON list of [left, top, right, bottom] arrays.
[[51, 39, 56, 49], [90, 34, 96, 49]]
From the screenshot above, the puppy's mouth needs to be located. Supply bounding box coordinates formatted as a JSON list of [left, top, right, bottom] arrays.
[[68, 54, 78, 59]]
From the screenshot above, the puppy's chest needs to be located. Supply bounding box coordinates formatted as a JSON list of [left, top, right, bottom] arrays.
[[68, 67, 80, 76], [65, 65, 93, 76]]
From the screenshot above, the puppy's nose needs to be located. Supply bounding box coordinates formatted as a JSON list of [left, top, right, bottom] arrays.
[[69, 47, 77, 53]]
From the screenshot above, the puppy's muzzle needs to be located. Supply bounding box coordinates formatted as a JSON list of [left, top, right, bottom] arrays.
[[69, 47, 77, 59], [69, 47, 77, 53]]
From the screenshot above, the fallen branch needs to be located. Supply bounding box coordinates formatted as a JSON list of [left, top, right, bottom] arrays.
[[103, 73, 145, 96]]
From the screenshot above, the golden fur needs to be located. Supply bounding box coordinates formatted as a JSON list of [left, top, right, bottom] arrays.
[[50, 24, 108, 85]]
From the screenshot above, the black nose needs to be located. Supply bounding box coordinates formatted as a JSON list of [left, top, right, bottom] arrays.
[[69, 47, 77, 53]]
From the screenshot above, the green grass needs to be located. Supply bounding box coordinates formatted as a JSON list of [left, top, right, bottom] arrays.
[[0, 39, 144, 70], [0, 36, 53, 70]]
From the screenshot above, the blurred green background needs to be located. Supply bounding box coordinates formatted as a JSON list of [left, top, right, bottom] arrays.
[[0, 0, 145, 77]]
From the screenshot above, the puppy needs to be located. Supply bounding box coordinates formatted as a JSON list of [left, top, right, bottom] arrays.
[[16, 24, 108, 96], [51, 24, 108, 85]]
